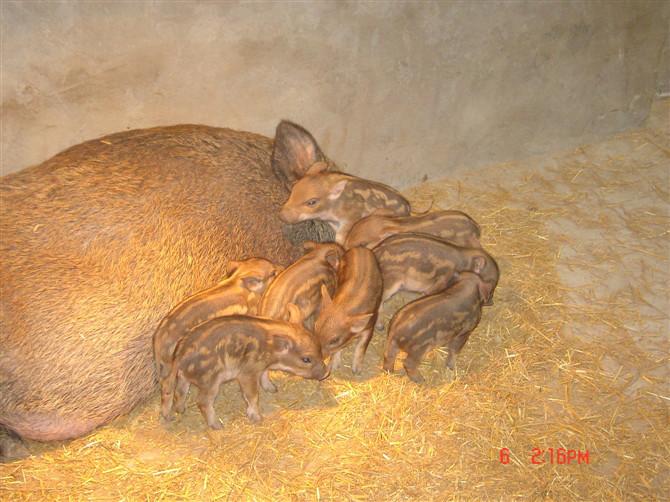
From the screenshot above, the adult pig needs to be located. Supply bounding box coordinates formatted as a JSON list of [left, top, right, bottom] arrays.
[[0, 120, 334, 449]]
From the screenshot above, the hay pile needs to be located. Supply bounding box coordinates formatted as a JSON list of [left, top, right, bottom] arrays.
[[2, 118, 668, 499]]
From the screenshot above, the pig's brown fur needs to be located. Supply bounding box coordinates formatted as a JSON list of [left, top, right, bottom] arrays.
[[257, 242, 344, 323], [344, 210, 482, 250], [280, 168, 411, 244], [0, 122, 334, 444], [373, 233, 499, 325], [153, 258, 280, 405], [315, 247, 383, 373], [161, 315, 328, 429], [383, 272, 488, 383]]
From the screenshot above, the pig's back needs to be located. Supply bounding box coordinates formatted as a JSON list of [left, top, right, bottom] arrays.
[[0, 125, 301, 441]]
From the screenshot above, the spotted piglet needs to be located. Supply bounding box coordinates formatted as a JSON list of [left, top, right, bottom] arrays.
[[279, 162, 410, 244], [344, 209, 482, 250], [383, 272, 491, 383], [314, 247, 383, 374], [373, 233, 499, 329], [153, 258, 280, 408], [257, 241, 344, 325], [161, 305, 329, 429]]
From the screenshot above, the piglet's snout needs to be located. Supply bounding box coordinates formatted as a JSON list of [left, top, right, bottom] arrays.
[[315, 362, 330, 381]]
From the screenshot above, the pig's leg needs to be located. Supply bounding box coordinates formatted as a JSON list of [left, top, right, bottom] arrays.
[[196, 378, 224, 430], [260, 370, 277, 393], [238, 374, 262, 424], [446, 330, 472, 370], [376, 279, 403, 331], [383, 337, 400, 373], [328, 350, 342, 371], [352, 328, 374, 374], [403, 345, 430, 384], [173, 375, 191, 414], [160, 368, 182, 421]]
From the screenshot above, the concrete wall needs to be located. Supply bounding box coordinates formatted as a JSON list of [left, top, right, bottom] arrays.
[[1, 1, 668, 184]]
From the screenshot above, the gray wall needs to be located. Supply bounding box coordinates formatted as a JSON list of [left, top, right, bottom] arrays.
[[1, 1, 668, 185]]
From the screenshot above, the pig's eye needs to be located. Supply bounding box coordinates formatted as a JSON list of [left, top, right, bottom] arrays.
[[305, 198, 319, 207], [302, 357, 312, 364], [329, 336, 341, 346]]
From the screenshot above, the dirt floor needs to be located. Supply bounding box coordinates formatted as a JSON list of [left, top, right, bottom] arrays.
[[1, 100, 668, 500]]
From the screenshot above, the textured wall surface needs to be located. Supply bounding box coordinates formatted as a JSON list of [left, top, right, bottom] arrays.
[[1, 1, 668, 184]]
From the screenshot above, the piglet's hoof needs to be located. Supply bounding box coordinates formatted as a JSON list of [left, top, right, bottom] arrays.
[[405, 368, 425, 384], [247, 412, 263, 424], [208, 420, 224, 431]]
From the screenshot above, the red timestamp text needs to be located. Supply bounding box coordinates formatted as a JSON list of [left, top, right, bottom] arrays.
[[498, 448, 589, 465]]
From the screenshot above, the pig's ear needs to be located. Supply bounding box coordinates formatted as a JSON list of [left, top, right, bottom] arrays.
[[471, 255, 486, 274], [226, 260, 241, 276], [320, 283, 333, 310], [324, 249, 340, 269], [286, 303, 305, 325], [273, 334, 295, 353], [242, 276, 265, 293], [478, 280, 493, 305], [350, 313, 373, 333], [305, 161, 329, 176], [328, 179, 348, 200], [272, 121, 326, 188]]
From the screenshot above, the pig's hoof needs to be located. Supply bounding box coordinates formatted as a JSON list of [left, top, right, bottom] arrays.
[[351, 362, 363, 375], [375, 321, 385, 331], [247, 412, 263, 424], [405, 369, 425, 384], [209, 420, 224, 431], [160, 413, 176, 423]]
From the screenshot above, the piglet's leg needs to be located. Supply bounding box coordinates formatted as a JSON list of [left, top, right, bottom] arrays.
[[260, 370, 277, 393], [173, 375, 191, 414], [376, 280, 403, 331], [352, 328, 374, 374], [328, 350, 343, 371], [196, 378, 224, 430], [238, 375, 262, 424], [446, 330, 472, 370], [403, 345, 430, 384], [383, 338, 400, 373]]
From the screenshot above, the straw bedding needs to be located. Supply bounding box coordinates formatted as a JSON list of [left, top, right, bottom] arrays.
[[1, 105, 668, 500]]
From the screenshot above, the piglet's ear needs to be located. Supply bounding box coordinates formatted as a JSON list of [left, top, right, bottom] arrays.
[[226, 260, 241, 276], [271, 121, 326, 189], [328, 179, 348, 200], [479, 281, 494, 306], [305, 161, 329, 176], [273, 334, 294, 353], [471, 255, 486, 274], [320, 283, 333, 310], [286, 303, 305, 325], [303, 240, 317, 252], [324, 249, 340, 269], [242, 276, 265, 293]]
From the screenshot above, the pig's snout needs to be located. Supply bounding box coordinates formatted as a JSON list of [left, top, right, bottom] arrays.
[[315, 362, 330, 381]]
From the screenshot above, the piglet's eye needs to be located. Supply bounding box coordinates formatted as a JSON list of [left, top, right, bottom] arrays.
[[305, 198, 318, 207], [302, 357, 312, 364]]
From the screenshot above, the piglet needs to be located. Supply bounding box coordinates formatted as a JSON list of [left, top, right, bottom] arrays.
[[153, 258, 280, 406], [279, 162, 410, 244], [314, 247, 383, 374], [257, 241, 344, 324], [161, 305, 329, 429], [344, 209, 481, 250], [383, 272, 490, 383], [373, 233, 499, 328]]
